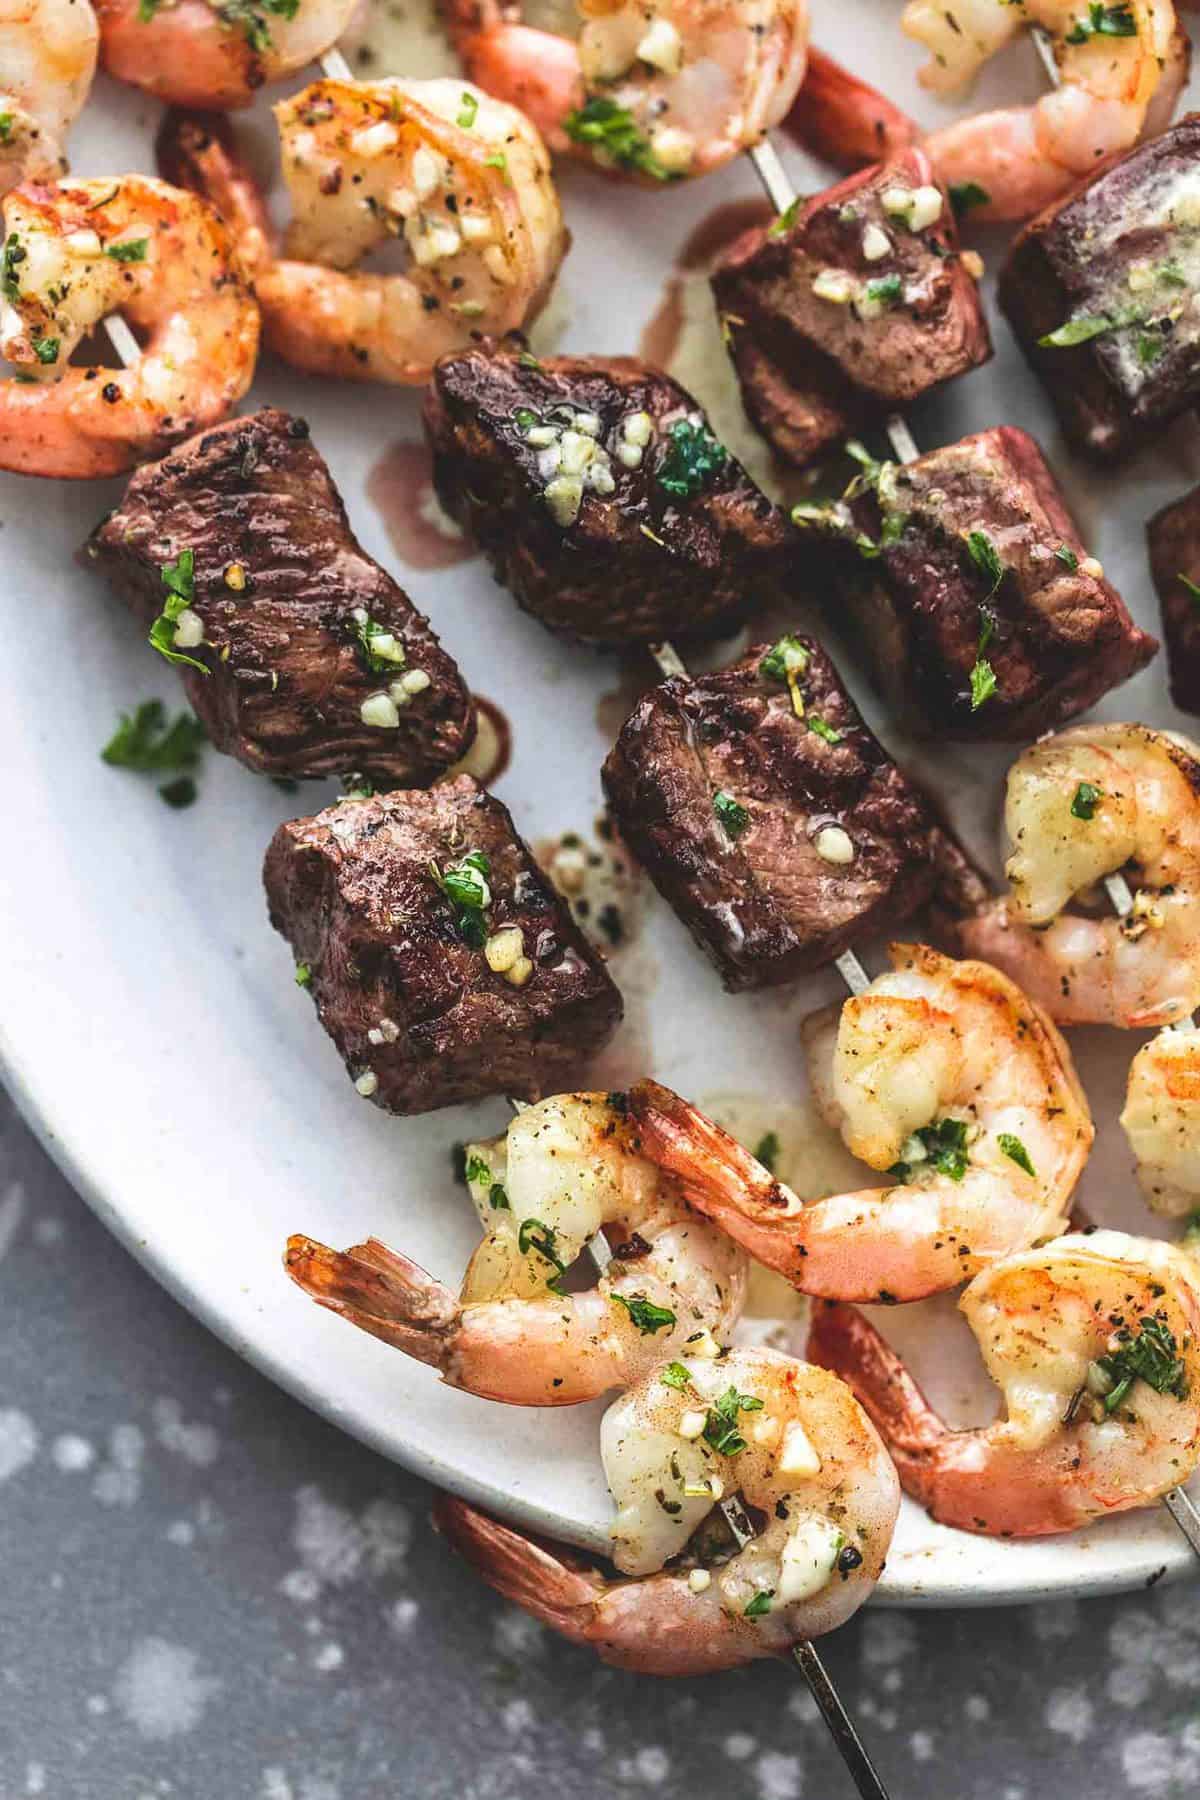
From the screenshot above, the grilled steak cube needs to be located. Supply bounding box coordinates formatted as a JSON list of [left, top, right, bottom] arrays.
[[601, 636, 938, 990], [423, 341, 792, 646], [793, 426, 1155, 739], [999, 117, 1200, 461], [1148, 483, 1200, 714], [89, 409, 475, 783], [712, 149, 990, 467], [263, 776, 623, 1114]]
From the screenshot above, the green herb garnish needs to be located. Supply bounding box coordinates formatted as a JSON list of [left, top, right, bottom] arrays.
[[863, 274, 902, 308], [969, 658, 997, 712], [32, 336, 59, 365], [759, 635, 808, 683], [355, 612, 406, 673], [661, 1361, 694, 1391], [997, 1133, 1035, 1178], [517, 1217, 567, 1292], [949, 181, 990, 216], [657, 417, 728, 499], [1096, 1317, 1188, 1414], [1039, 312, 1125, 348], [754, 1131, 780, 1173], [562, 97, 674, 181], [294, 961, 312, 987], [769, 198, 800, 238], [809, 716, 842, 745], [613, 1293, 677, 1335], [148, 549, 208, 674], [965, 529, 1003, 596], [0, 113, 13, 145], [457, 90, 478, 129], [105, 237, 149, 263], [1179, 573, 1200, 608], [101, 700, 205, 807], [703, 1385, 765, 1457], [2, 232, 26, 302], [714, 791, 750, 838], [744, 1590, 774, 1619], [1056, 544, 1079, 570], [1071, 781, 1102, 821], [890, 1117, 970, 1184], [1065, 1, 1137, 42]]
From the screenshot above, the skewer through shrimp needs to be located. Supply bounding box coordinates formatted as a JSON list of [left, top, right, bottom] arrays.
[[810, 1230, 1200, 1537], [434, 1343, 899, 1674], [94, 0, 358, 109], [0, 0, 99, 191], [443, 0, 810, 182], [285, 1092, 748, 1405], [955, 725, 1200, 1029], [0, 175, 259, 478], [161, 77, 566, 386], [631, 945, 1092, 1304], [1121, 1027, 1200, 1217]]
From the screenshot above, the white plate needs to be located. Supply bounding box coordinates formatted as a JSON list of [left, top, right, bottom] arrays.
[[5, 3, 1200, 1609]]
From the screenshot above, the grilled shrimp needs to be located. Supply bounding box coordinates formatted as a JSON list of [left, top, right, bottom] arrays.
[[161, 78, 565, 386], [810, 1230, 1200, 1537], [1121, 1027, 1200, 1217], [0, 0, 98, 190], [445, 0, 810, 182], [910, 0, 1187, 222], [631, 946, 1091, 1304], [434, 1343, 899, 1674], [94, 0, 358, 109], [285, 1092, 748, 1406], [0, 175, 259, 478], [957, 726, 1200, 1029]]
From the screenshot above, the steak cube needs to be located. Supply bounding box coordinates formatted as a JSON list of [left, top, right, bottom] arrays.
[[712, 148, 991, 467], [793, 426, 1156, 739], [1148, 482, 1200, 714], [601, 636, 938, 990], [999, 116, 1200, 461], [423, 341, 793, 646], [89, 409, 475, 784], [263, 776, 623, 1114]]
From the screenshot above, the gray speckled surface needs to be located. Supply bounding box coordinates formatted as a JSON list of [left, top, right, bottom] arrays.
[[1, 1084, 1194, 1800]]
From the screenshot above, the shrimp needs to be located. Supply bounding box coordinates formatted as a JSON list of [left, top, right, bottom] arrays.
[[0, 0, 98, 191], [630, 946, 1092, 1304], [0, 175, 259, 479], [1121, 1027, 1200, 1217], [445, 0, 810, 182], [161, 77, 565, 386], [94, 0, 358, 109], [910, 0, 1188, 222], [433, 1343, 899, 1674], [810, 1230, 1200, 1537], [956, 725, 1200, 1030], [285, 1092, 748, 1405]]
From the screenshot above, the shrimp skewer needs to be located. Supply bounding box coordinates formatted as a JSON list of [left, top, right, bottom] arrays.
[[0, 0, 99, 191], [809, 1231, 1200, 1541], [0, 175, 259, 478], [285, 1091, 748, 1405], [94, 0, 359, 109], [433, 1343, 900, 1674], [631, 944, 1092, 1303], [954, 725, 1200, 1030]]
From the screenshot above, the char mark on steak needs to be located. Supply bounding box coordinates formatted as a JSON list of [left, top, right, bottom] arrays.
[[791, 425, 1155, 739], [602, 634, 939, 991], [88, 408, 476, 784], [999, 115, 1200, 462], [264, 775, 623, 1115], [423, 338, 794, 647], [712, 147, 991, 468]]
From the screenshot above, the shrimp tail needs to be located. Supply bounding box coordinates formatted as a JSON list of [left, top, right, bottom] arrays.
[[628, 1079, 786, 1209], [156, 106, 275, 272], [807, 1301, 952, 1506], [784, 46, 920, 170], [284, 1235, 458, 1369], [432, 1492, 612, 1641]]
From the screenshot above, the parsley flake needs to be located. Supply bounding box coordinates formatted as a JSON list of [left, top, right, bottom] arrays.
[[1065, 1, 1137, 42], [517, 1217, 567, 1293], [1071, 781, 1102, 821], [294, 962, 312, 987], [105, 237, 149, 263], [32, 335, 59, 365], [148, 549, 208, 674], [997, 1133, 1036, 1178], [1178, 573, 1200, 608], [754, 1131, 780, 1174], [657, 418, 727, 499], [430, 849, 491, 946], [809, 715, 842, 745], [703, 1385, 765, 1457], [355, 612, 406, 673], [744, 1590, 774, 1619], [457, 90, 478, 129], [1056, 544, 1079, 570], [890, 1117, 970, 1184], [101, 700, 205, 807], [969, 658, 997, 712], [562, 97, 674, 181], [613, 1293, 677, 1335], [949, 181, 990, 216], [1096, 1317, 1188, 1414], [714, 791, 750, 838], [661, 1361, 694, 1391]]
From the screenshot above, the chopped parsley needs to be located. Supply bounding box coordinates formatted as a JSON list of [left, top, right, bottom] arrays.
[[101, 700, 205, 807], [703, 1385, 765, 1457], [890, 1117, 970, 1184], [105, 237, 149, 263], [863, 273, 902, 308], [430, 848, 491, 946], [137, 0, 161, 17], [0, 113, 12, 145], [1071, 781, 1103, 821], [997, 1133, 1035, 1178], [657, 418, 728, 499], [844, 439, 884, 488], [294, 962, 312, 987], [613, 1293, 677, 1335], [517, 1217, 567, 1293], [464, 1152, 492, 1187], [215, 0, 300, 51], [483, 152, 508, 177], [1065, 1, 1137, 41], [1039, 311, 1131, 349], [562, 97, 674, 181], [965, 529, 1003, 596], [2, 232, 26, 302], [513, 406, 539, 431], [809, 715, 842, 745], [488, 1183, 510, 1211], [744, 1590, 774, 1618], [1178, 573, 1200, 608], [456, 90, 478, 129], [1056, 544, 1079, 571], [1096, 1316, 1188, 1413], [969, 658, 997, 712], [660, 1361, 694, 1391], [754, 1131, 780, 1173], [355, 611, 406, 673], [759, 635, 809, 683], [31, 336, 59, 365], [1137, 331, 1165, 368], [714, 791, 750, 838], [148, 549, 208, 674], [769, 198, 801, 238], [949, 181, 990, 216], [341, 772, 376, 799]]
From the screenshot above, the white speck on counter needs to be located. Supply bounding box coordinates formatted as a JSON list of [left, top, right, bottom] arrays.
[[51, 1433, 94, 1472], [32, 1214, 64, 1247], [312, 1642, 344, 1673], [1122, 1732, 1179, 1792], [756, 1751, 802, 1799], [112, 1638, 221, 1741], [502, 1698, 535, 1735], [280, 1568, 321, 1604], [493, 1607, 546, 1659], [0, 1409, 37, 1484], [387, 1596, 419, 1636], [965, 1693, 990, 1722], [861, 1611, 917, 1668], [724, 1732, 757, 1760], [92, 1423, 145, 1507], [1046, 1687, 1093, 1743], [165, 1519, 195, 1546], [291, 1486, 411, 1589], [616, 1746, 670, 1785], [910, 1731, 935, 1762], [25, 1762, 45, 1793], [153, 1398, 220, 1468]]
